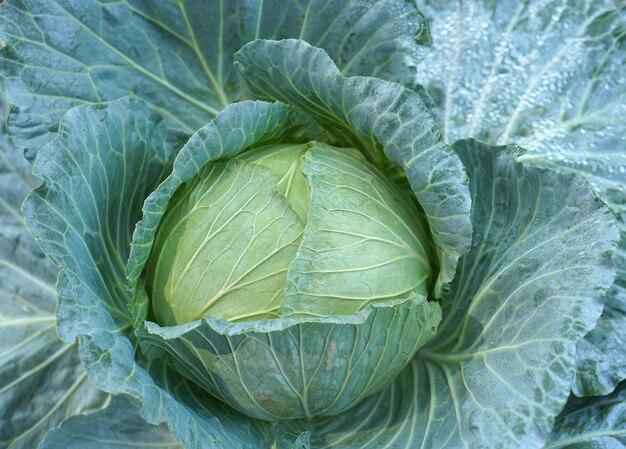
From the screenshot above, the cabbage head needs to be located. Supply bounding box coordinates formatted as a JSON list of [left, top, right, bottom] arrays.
[[146, 142, 433, 324]]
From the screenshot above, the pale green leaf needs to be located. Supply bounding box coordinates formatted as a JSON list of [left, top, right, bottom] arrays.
[[147, 159, 304, 324], [125, 100, 306, 324], [283, 142, 433, 317], [237, 143, 310, 221]]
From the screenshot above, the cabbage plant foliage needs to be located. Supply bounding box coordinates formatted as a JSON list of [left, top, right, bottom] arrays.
[[0, 1, 624, 448]]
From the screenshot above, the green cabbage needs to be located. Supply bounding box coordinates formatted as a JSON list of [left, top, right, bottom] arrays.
[[147, 142, 433, 324], [0, 0, 624, 448]]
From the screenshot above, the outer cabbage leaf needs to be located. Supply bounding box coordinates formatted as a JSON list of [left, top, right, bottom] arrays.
[[39, 395, 181, 449], [280, 140, 618, 449], [414, 0, 626, 396], [139, 295, 439, 421], [0, 0, 430, 152], [0, 95, 107, 449], [575, 286, 626, 396], [235, 39, 472, 296], [23, 98, 275, 449], [546, 381, 626, 448]]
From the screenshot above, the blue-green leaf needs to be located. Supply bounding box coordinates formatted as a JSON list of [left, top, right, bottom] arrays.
[[291, 140, 617, 449], [25, 97, 185, 341], [23, 98, 272, 449], [546, 381, 626, 448], [0, 0, 430, 152], [575, 290, 626, 397], [418, 139, 614, 447], [39, 395, 181, 449], [0, 95, 107, 449], [138, 294, 439, 421], [414, 0, 626, 396], [235, 38, 472, 296]]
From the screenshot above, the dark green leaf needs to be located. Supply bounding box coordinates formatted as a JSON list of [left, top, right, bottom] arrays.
[[0, 94, 107, 449], [546, 381, 626, 448], [39, 395, 181, 449], [138, 294, 439, 421], [0, 0, 430, 152], [23, 98, 270, 449], [294, 140, 618, 449]]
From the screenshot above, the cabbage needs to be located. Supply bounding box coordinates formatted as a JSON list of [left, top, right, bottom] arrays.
[[0, 1, 624, 448]]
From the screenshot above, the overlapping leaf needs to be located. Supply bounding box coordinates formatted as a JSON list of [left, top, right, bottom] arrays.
[[546, 381, 626, 448], [0, 94, 107, 449], [146, 159, 304, 324], [3, 1, 623, 447], [139, 295, 439, 421], [39, 396, 181, 449], [123, 97, 440, 422], [415, 0, 626, 396], [418, 140, 614, 448], [0, 0, 430, 153], [575, 285, 626, 395], [235, 39, 472, 295], [284, 140, 617, 449], [283, 144, 433, 316], [125, 100, 306, 321], [23, 98, 273, 449]]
